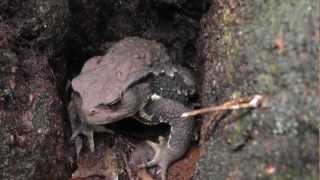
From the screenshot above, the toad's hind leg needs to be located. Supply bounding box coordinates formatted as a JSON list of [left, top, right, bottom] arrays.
[[138, 136, 170, 180], [138, 98, 195, 180], [139, 124, 193, 180]]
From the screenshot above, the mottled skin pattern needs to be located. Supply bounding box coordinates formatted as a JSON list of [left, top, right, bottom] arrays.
[[68, 37, 195, 180], [140, 98, 194, 180]]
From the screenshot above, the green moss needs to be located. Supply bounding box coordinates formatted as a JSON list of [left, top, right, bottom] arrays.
[[231, 91, 242, 99], [32, 92, 51, 133], [222, 8, 234, 25], [256, 73, 276, 92], [220, 7, 241, 85]]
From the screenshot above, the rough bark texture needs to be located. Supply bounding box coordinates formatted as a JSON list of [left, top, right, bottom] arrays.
[[0, 0, 318, 179], [196, 0, 319, 179], [0, 0, 70, 179]]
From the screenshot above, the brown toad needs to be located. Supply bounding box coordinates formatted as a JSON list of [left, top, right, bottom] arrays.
[[68, 37, 195, 180]]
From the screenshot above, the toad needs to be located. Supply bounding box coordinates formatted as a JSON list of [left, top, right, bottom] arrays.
[[68, 37, 195, 180]]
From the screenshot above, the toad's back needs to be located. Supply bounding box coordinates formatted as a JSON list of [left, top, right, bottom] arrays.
[[71, 37, 169, 109]]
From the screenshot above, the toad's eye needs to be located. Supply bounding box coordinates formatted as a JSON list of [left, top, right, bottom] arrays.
[[98, 99, 121, 110]]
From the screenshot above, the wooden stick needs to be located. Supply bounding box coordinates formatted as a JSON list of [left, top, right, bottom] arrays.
[[181, 95, 265, 118]]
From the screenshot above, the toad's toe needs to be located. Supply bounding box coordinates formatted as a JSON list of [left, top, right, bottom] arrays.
[[71, 124, 95, 153], [71, 123, 114, 154], [74, 136, 83, 156], [138, 136, 177, 180]]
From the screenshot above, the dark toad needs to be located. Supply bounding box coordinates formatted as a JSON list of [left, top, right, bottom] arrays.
[[68, 37, 195, 180]]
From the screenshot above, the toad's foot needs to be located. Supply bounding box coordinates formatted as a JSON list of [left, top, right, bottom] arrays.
[[71, 123, 114, 155], [137, 98, 195, 180], [138, 136, 176, 180]]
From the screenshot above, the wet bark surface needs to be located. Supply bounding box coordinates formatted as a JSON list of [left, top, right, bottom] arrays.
[[0, 0, 318, 179]]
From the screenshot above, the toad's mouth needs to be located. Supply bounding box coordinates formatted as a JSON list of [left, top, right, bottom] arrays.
[[85, 110, 138, 125]]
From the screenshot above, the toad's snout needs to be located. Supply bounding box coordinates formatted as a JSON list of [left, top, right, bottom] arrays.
[[86, 107, 102, 117]]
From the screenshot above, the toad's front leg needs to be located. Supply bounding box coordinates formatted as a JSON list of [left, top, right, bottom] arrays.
[[68, 92, 113, 155], [138, 98, 194, 180]]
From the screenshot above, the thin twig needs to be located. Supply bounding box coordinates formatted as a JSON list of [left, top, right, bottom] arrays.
[[181, 95, 266, 118]]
